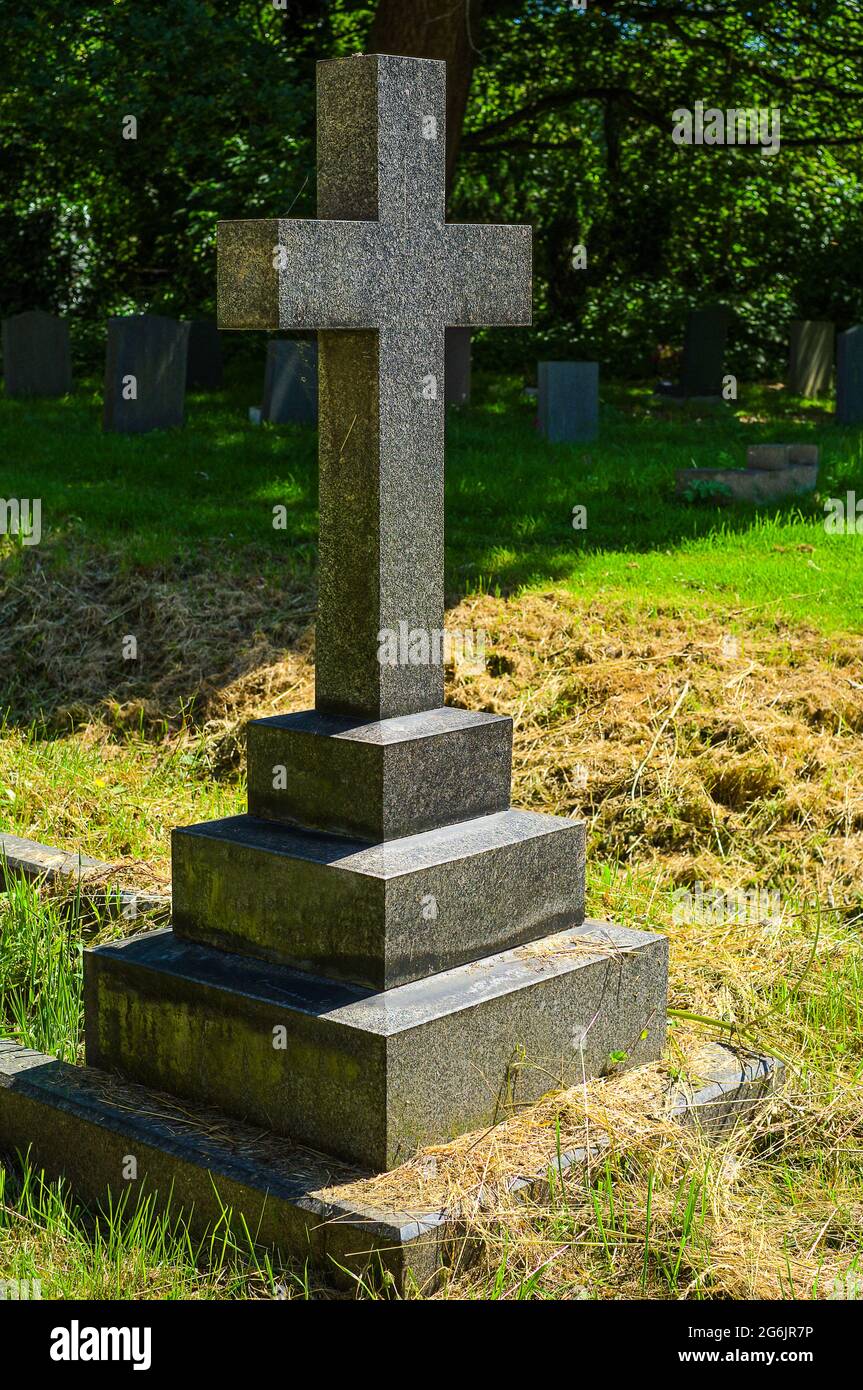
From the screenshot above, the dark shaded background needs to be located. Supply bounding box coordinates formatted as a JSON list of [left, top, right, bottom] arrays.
[[2, 0, 862, 379]]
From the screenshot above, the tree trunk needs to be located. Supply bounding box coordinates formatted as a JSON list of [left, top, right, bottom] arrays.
[[368, 0, 481, 199]]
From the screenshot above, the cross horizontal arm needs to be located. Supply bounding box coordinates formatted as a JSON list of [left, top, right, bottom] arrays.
[[217, 219, 280, 330], [277, 221, 383, 329], [440, 224, 532, 327], [217, 218, 379, 331]]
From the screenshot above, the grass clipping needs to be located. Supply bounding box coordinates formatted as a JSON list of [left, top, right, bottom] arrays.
[[449, 591, 863, 912], [319, 1026, 859, 1301], [4, 559, 862, 906]]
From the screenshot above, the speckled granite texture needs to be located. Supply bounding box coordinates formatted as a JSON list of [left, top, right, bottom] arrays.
[[246, 706, 513, 841], [218, 55, 531, 720], [171, 807, 585, 989]]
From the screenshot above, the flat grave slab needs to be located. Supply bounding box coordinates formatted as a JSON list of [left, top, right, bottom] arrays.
[[0, 1034, 781, 1294]]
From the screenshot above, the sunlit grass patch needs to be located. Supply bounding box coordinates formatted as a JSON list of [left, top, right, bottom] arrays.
[[0, 1152, 313, 1301]]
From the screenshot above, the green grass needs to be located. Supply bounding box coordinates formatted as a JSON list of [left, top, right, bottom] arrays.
[[0, 717, 244, 866], [0, 880, 315, 1300], [0, 1149, 311, 1300], [1, 369, 861, 628], [0, 875, 83, 1060]]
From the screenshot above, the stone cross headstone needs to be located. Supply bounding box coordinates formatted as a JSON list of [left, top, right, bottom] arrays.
[[788, 319, 834, 397], [218, 58, 536, 719], [103, 314, 190, 433], [836, 326, 863, 424], [81, 56, 666, 1190], [680, 304, 731, 397], [538, 361, 599, 442], [261, 338, 318, 423], [185, 319, 223, 390], [1, 310, 73, 398], [445, 326, 471, 405]]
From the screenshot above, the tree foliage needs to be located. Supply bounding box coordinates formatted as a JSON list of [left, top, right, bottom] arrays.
[[2, 1, 862, 377], [457, 1, 863, 375]]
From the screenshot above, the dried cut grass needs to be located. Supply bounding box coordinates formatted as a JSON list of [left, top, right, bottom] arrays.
[[447, 591, 863, 910], [5, 559, 862, 905], [0, 550, 315, 748], [320, 1025, 861, 1300], [3, 560, 863, 1298]]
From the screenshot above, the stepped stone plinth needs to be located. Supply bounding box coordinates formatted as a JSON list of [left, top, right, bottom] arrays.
[[0, 53, 668, 1288], [171, 807, 586, 989], [85, 921, 664, 1171], [244, 706, 513, 841]]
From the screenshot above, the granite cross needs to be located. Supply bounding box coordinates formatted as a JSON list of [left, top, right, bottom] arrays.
[[218, 54, 531, 720]]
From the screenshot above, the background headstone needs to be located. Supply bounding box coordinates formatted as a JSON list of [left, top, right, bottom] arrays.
[[836, 326, 863, 425], [103, 315, 190, 434], [788, 320, 834, 397], [680, 304, 731, 397], [445, 326, 471, 405], [538, 361, 599, 442], [185, 319, 223, 390], [1, 310, 73, 398], [261, 339, 318, 424]]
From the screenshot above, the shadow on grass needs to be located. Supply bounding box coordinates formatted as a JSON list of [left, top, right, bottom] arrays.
[[1, 369, 861, 730]]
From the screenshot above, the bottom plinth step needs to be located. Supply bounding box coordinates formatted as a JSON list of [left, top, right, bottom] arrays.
[[0, 1039, 440, 1291], [84, 921, 669, 1170]]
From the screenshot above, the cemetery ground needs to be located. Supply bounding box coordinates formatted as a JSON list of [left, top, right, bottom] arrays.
[[0, 366, 862, 1300]]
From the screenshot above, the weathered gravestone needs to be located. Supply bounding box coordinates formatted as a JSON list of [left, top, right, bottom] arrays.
[[538, 361, 599, 442], [185, 319, 223, 390], [445, 326, 471, 405], [1, 310, 73, 398], [260, 338, 318, 423], [788, 319, 834, 397], [0, 55, 667, 1284], [836, 326, 863, 425], [657, 304, 731, 400], [103, 314, 190, 433]]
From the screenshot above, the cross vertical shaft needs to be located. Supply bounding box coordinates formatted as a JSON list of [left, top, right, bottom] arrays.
[[315, 58, 447, 719], [217, 53, 532, 720]]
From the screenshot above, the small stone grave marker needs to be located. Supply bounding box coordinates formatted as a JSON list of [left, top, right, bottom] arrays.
[[260, 338, 318, 424], [836, 326, 863, 425], [677, 443, 819, 504], [103, 315, 190, 433], [788, 320, 834, 397], [185, 319, 223, 390], [445, 326, 471, 405], [657, 304, 731, 400], [538, 361, 599, 442]]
